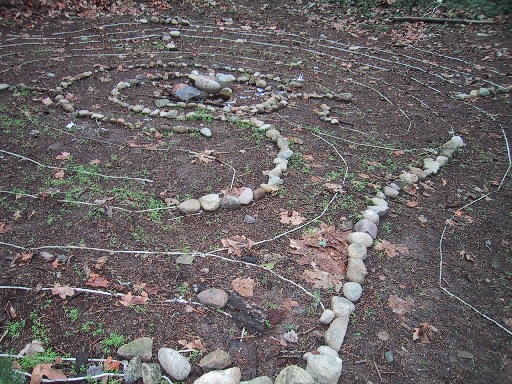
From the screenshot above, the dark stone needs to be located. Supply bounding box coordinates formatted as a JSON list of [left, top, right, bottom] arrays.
[[171, 83, 205, 101]]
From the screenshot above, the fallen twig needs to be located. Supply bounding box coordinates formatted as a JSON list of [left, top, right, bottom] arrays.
[[389, 16, 494, 24]]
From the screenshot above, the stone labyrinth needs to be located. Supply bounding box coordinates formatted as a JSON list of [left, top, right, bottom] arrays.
[[0, 13, 511, 384]]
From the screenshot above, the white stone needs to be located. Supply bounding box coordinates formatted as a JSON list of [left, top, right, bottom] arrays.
[[331, 296, 356, 318], [324, 318, 349, 352], [347, 243, 367, 260], [319, 309, 335, 324], [343, 282, 363, 302], [158, 348, 191, 381], [274, 365, 314, 384], [238, 187, 254, 205], [383, 186, 399, 198], [370, 197, 388, 206], [193, 367, 241, 384], [305, 354, 343, 384], [346, 258, 368, 284], [436, 155, 449, 167], [199, 194, 221, 211], [367, 205, 389, 217], [347, 232, 373, 248], [443, 135, 465, 149], [362, 209, 379, 224], [423, 158, 441, 174], [200, 127, 212, 137]]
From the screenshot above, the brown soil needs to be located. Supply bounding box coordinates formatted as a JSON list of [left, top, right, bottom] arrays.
[[0, 1, 511, 383]]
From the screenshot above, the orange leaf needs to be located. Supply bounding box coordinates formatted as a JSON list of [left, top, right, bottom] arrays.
[[406, 201, 419, 208], [0, 222, 11, 233], [454, 210, 463, 217], [55, 152, 71, 160], [51, 284, 74, 299], [54, 169, 65, 179], [393, 150, 405, 156], [119, 291, 148, 306], [231, 277, 256, 297], [30, 363, 67, 384], [104, 356, 121, 371], [86, 273, 110, 288]]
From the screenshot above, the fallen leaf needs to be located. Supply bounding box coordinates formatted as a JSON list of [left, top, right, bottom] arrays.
[[103, 356, 121, 371], [11, 252, 34, 266], [412, 322, 431, 343], [54, 169, 65, 179], [51, 284, 74, 299], [301, 266, 343, 291], [454, 210, 463, 217], [323, 182, 345, 194], [377, 331, 390, 341], [280, 210, 306, 225], [89, 159, 101, 165], [13, 211, 22, 220], [388, 295, 415, 315], [86, 273, 110, 288], [178, 339, 204, 351], [55, 152, 71, 160], [375, 240, 409, 258], [283, 330, 298, 343], [94, 256, 108, 269], [0, 222, 11, 233], [393, 150, 405, 156], [459, 250, 476, 263], [30, 363, 67, 384], [18, 340, 45, 357], [191, 149, 215, 164], [418, 215, 428, 224], [220, 235, 254, 257], [406, 201, 419, 208], [231, 277, 256, 297], [119, 291, 148, 306]]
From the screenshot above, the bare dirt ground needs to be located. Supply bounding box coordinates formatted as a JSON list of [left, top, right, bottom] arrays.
[[0, 1, 511, 383]]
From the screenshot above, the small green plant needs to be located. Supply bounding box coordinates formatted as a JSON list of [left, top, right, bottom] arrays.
[[263, 319, 272, 329], [0, 357, 25, 384], [101, 332, 125, 354], [6, 320, 26, 339], [65, 307, 80, 322], [19, 348, 59, 371], [30, 311, 50, 345], [189, 350, 202, 363], [81, 321, 95, 333], [177, 283, 189, 295]]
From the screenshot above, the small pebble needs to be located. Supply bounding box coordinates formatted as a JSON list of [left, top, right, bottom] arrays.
[[384, 350, 394, 363]]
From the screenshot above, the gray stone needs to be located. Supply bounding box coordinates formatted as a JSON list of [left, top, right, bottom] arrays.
[[237, 187, 253, 205], [194, 75, 221, 95], [331, 296, 356, 318], [253, 188, 266, 201], [439, 148, 455, 159], [353, 219, 378, 239], [219, 88, 233, 100], [319, 309, 335, 324], [197, 288, 229, 308], [325, 318, 350, 351], [347, 243, 367, 260], [479, 87, 490, 97], [172, 84, 204, 101], [220, 195, 241, 210], [215, 73, 236, 88], [198, 349, 232, 372], [389, 183, 400, 191], [346, 258, 368, 284], [334, 92, 353, 101], [367, 205, 389, 217], [158, 348, 191, 381], [423, 158, 440, 174], [124, 356, 142, 384], [370, 197, 388, 207], [240, 377, 273, 384], [361, 209, 379, 224], [177, 199, 201, 214], [385, 350, 394, 363], [399, 172, 419, 185], [317, 346, 339, 357], [436, 155, 449, 167], [0, 83, 10, 91], [408, 167, 427, 181], [194, 367, 241, 384], [256, 79, 267, 88], [141, 363, 161, 384], [199, 194, 221, 211], [268, 175, 283, 185], [305, 354, 343, 384], [274, 365, 314, 384], [154, 99, 169, 108], [169, 30, 181, 37], [343, 282, 363, 302], [200, 127, 212, 137], [266, 129, 280, 140], [176, 254, 195, 265], [443, 135, 464, 149], [277, 149, 294, 160], [117, 337, 153, 362], [238, 74, 250, 83], [383, 186, 399, 198], [375, 191, 386, 200], [347, 232, 373, 248], [243, 215, 256, 224]]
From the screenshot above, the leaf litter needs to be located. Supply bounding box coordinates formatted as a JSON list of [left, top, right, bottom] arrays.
[[375, 240, 409, 258], [388, 294, 415, 315]]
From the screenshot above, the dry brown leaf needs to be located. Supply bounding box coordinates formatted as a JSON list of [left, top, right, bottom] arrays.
[[55, 152, 71, 160], [94, 256, 108, 269], [220, 235, 254, 257], [11, 252, 34, 266], [191, 149, 215, 164], [119, 291, 149, 306], [413, 322, 432, 343], [54, 169, 65, 179], [86, 273, 110, 288], [301, 266, 343, 292], [30, 363, 67, 384], [232, 277, 256, 297], [178, 339, 204, 351], [388, 295, 415, 316], [406, 200, 419, 208], [103, 356, 121, 371], [51, 284, 74, 299], [0, 222, 10, 233], [89, 159, 101, 165], [374, 240, 409, 258], [323, 182, 345, 194], [13, 211, 22, 221], [280, 210, 306, 225], [459, 250, 476, 263], [18, 340, 45, 357]]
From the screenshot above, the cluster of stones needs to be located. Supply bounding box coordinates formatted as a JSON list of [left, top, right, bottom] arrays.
[[455, 84, 511, 100], [314, 100, 353, 125]]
